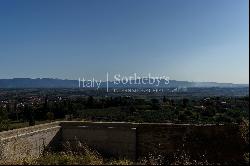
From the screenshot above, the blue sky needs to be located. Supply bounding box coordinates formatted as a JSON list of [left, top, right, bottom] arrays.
[[0, 0, 248, 83]]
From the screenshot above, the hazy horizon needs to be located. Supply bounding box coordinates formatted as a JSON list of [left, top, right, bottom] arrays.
[[0, 0, 249, 84], [0, 77, 248, 85]]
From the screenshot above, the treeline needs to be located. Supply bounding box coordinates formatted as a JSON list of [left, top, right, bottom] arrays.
[[0, 95, 249, 131], [77, 96, 249, 124]]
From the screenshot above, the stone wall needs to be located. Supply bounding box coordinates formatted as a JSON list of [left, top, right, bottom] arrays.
[[61, 122, 137, 160], [136, 123, 245, 163], [0, 122, 61, 162], [0, 121, 246, 163]]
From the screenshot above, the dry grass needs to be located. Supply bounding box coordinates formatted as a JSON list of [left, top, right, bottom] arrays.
[[240, 118, 249, 164], [0, 138, 242, 165]]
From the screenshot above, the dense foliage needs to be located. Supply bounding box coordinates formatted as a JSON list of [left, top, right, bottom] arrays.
[[0, 91, 249, 131]]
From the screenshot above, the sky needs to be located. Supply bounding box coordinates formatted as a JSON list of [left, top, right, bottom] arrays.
[[0, 0, 249, 83]]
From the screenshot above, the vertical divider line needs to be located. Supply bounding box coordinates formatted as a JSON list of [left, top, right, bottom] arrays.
[[106, 72, 109, 92]]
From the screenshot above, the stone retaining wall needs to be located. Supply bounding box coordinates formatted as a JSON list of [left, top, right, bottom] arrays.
[[0, 121, 246, 163], [0, 122, 61, 162]]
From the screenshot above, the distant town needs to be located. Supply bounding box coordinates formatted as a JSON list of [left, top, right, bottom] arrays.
[[0, 86, 248, 132]]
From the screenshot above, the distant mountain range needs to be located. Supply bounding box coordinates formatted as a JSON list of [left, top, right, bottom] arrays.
[[0, 78, 248, 88]]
